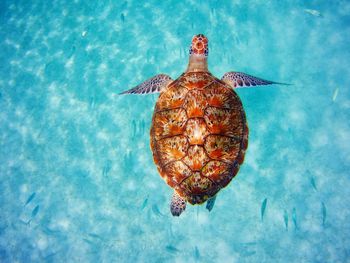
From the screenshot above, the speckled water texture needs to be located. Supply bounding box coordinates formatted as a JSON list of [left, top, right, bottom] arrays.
[[0, 0, 350, 262]]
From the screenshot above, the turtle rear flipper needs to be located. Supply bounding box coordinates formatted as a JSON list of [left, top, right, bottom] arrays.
[[170, 191, 186, 217], [206, 195, 216, 212], [221, 72, 290, 89], [119, 74, 172, 94]]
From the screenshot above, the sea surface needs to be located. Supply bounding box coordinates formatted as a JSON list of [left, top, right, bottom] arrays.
[[1, 0, 350, 262]]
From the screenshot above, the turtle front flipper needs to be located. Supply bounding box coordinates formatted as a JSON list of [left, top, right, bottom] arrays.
[[206, 195, 216, 212], [119, 74, 173, 94], [221, 72, 289, 89], [170, 191, 186, 216]]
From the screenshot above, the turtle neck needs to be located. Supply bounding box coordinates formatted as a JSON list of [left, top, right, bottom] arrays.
[[186, 55, 208, 72]]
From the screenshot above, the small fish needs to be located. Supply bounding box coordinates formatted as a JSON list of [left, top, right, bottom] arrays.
[[120, 13, 125, 22], [32, 205, 40, 218], [81, 31, 87, 37], [304, 9, 322, 17], [261, 198, 267, 221], [42, 226, 61, 235], [123, 151, 133, 165], [132, 120, 137, 137], [292, 207, 298, 229], [142, 120, 145, 134], [141, 197, 148, 210], [321, 202, 327, 226], [332, 88, 339, 102], [83, 238, 95, 246], [89, 96, 95, 109], [102, 160, 112, 177], [283, 210, 288, 230], [165, 245, 179, 253], [25, 192, 36, 206], [194, 246, 200, 260], [310, 176, 317, 191], [139, 120, 145, 135], [152, 204, 164, 217], [21, 212, 38, 226]]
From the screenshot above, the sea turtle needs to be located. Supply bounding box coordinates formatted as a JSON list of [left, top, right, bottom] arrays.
[[120, 34, 286, 216]]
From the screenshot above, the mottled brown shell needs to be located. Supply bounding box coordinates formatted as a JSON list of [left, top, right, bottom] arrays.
[[150, 72, 248, 205]]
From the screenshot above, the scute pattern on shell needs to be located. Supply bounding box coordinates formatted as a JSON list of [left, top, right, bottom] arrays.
[[150, 72, 248, 205]]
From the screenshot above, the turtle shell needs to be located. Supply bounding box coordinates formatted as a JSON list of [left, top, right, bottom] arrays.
[[150, 72, 248, 205]]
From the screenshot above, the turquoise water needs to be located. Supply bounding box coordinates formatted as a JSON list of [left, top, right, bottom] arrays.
[[1, 0, 350, 262]]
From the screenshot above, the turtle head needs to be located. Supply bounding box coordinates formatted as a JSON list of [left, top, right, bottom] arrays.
[[189, 34, 208, 57], [186, 34, 209, 72]]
